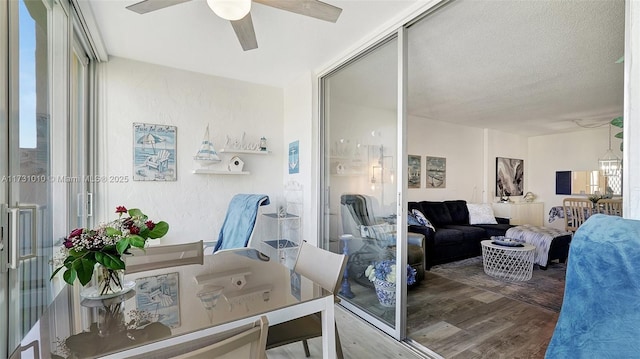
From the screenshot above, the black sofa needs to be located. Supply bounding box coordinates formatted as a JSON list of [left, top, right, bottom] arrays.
[[408, 200, 513, 269]]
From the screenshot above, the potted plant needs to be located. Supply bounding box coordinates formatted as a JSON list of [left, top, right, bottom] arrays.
[[51, 206, 169, 296], [365, 259, 417, 307]]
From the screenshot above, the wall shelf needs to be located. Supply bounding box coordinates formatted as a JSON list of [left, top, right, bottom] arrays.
[[192, 169, 250, 175], [219, 149, 271, 155]]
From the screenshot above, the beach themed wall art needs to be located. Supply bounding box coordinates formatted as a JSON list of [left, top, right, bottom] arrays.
[[426, 156, 446, 188], [408, 155, 421, 188], [289, 140, 299, 174], [133, 123, 177, 181]]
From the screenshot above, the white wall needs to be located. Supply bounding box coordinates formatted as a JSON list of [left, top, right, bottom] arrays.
[[283, 72, 315, 245], [528, 126, 622, 229], [485, 128, 529, 201], [97, 57, 285, 244], [406, 117, 529, 204]]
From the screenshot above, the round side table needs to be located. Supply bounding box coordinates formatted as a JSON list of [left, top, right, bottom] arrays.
[[481, 240, 535, 281]]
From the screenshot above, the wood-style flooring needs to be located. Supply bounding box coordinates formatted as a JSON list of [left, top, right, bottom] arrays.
[[266, 305, 427, 359], [407, 272, 559, 359], [267, 269, 559, 359]]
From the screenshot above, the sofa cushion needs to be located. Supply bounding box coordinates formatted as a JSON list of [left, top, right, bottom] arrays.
[[442, 224, 486, 241], [420, 201, 453, 227], [444, 200, 470, 224], [467, 203, 498, 224], [433, 228, 465, 245], [473, 223, 513, 237]]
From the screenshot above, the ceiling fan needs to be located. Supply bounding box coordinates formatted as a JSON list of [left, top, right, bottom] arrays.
[[126, 0, 343, 51]]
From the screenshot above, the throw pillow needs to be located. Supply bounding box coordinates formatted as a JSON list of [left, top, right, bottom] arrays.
[[467, 203, 498, 225], [411, 209, 436, 232], [407, 212, 422, 226]]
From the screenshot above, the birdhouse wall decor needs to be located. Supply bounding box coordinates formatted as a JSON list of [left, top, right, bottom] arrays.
[[228, 156, 245, 172]]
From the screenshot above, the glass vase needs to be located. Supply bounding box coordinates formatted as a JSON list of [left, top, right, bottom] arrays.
[[93, 264, 125, 296]]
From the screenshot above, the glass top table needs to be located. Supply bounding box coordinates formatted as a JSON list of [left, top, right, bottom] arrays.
[[25, 248, 337, 358]]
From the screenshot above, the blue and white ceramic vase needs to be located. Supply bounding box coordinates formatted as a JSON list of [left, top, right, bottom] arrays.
[[373, 279, 396, 307]]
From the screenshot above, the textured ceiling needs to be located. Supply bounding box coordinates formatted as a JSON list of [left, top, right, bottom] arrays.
[[86, 0, 625, 137], [86, 0, 419, 87], [406, 0, 625, 136]]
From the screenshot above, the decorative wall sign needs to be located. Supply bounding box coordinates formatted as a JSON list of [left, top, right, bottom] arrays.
[[289, 140, 299, 174], [426, 156, 446, 188], [496, 157, 524, 196], [408, 155, 421, 189], [133, 123, 177, 181], [135, 272, 180, 328]]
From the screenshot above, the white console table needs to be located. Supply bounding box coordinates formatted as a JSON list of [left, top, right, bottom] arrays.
[[492, 202, 544, 226]]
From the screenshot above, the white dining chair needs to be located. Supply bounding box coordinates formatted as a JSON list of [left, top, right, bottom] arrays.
[[124, 240, 204, 274], [563, 198, 592, 232], [597, 198, 622, 216], [266, 241, 347, 358], [171, 316, 269, 359]]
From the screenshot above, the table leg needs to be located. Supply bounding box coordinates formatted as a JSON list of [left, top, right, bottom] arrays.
[[321, 295, 337, 359], [339, 235, 355, 299]]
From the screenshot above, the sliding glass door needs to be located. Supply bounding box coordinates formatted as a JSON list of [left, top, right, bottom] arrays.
[[1, 0, 55, 355], [320, 34, 408, 339], [1, 0, 96, 356]]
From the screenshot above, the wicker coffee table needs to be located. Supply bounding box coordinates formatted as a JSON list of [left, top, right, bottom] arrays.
[[481, 240, 536, 281]]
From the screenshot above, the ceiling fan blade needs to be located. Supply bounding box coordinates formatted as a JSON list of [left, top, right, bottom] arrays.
[[254, 0, 342, 23], [126, 0, 192, 14], [231, 14, 258, 51]]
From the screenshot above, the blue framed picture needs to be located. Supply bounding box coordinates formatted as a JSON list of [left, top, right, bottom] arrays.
[[289, 140, 299, 174]]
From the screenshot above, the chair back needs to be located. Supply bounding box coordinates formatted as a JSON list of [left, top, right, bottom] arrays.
[[562, 198, 592, 232], [294, 241, 347, 294], [9, 341, 39, 359], [214, 194, 270, 252], [124, 240, 204, 274], [171, 316, 269, 359], [597, 198, 622, 216]]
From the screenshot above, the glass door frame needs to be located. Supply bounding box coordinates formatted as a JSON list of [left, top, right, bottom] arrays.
[[318, 28, 409, 341]]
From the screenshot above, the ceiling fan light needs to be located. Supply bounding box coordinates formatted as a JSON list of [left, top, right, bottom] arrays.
[[206, 0, 251, 21]]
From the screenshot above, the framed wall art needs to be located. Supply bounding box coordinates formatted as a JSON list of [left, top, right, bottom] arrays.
[[426, 156, 446, 188], [408, 155, 421, 188], [133, 123, 177, 181], [289, 140, 299, 174], [496, 157, 524, 196]]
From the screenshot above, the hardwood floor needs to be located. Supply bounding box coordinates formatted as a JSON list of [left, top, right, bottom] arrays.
[[407, 272, 559, 359], [267, 265, 560, 359], [266, 305, 428, 359]]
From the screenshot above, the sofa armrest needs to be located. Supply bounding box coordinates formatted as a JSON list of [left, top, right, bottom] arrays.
[[496, 217, 510, 225], [408, 225, 436, 270]]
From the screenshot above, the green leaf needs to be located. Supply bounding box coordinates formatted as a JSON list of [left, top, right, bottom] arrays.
[[615, 131, 623, 139], [106, 227, 122, 236], [74, 258, 97, 286], [96, 252, 125, 270], [63, 268, 77, 285], [611, 116, 623, 128], [116, 238, 131, 254], [129, 234, 146, 248], [50, 265, 65, 280], [620, 142, 624, 152], [148, 221, 169, 239], [128, 208, 144, 218]]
